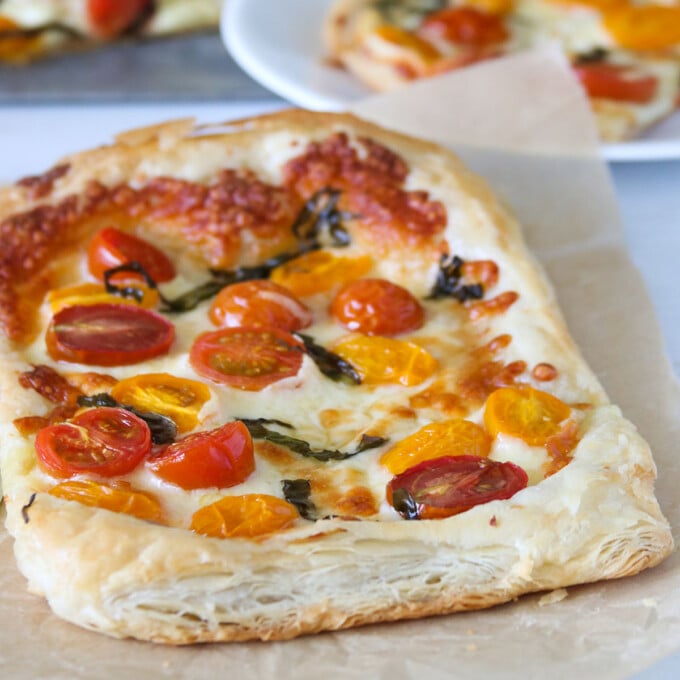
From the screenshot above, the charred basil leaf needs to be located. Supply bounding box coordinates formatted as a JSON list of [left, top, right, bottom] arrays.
[[575, 48, 609, 65], [21, 493, 37, 524], [374, 0, 447, 29], [392, 488, 420, 520], [77, 393, 177, 445], [427, 254, 484, 302], [281, 479, 319, 521], [241, 418, 387, 462], [295, 333, 361, 385], [292, 187, 354, 248]]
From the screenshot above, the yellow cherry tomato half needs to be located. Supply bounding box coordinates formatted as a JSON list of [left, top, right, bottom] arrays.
[[270, 251, 373, 298], [49, 479, 164, 523], [372, 24, 441, 62], [110, 373, 211, 433], [332, 335, 438, 386], [604, 6, 680, 51], [190, 494, 299, 539], [47, 282, 159, 313], [484, 385, 571, 446], [380, 419, 492, 475]]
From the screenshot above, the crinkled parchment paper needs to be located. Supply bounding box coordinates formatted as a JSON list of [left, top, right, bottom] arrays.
[[1, 48, 679, 680]]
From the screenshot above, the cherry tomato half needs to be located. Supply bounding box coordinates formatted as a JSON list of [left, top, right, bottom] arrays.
[[111, 373, 211, 433], [573, 63, 657, 104], [190, 327, 304, 391], [604, 6, 680, 51], [87, 227, 176, 282], [191, 494, 299, 539], [87, 0, 152, 38], [46, 303, 174, 366], [330, 278, 424, 336], [35, 407, 151, 478], [419, 7, 509, 46], [49, 479, 164, 523], [386, 455, 528, 519], [147, 420, 254, 490], [209, 280, 313, 332]]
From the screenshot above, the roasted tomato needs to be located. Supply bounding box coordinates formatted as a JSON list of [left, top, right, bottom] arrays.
[[380, 419, 492, 474], [573, 63, 658, 104], [271, 251, 373, 298], [603, 6, 680, 51], [190, 494, 299, 539], [484, 385, 571, 446], [386, 455, 528, 519], [209, 280, 313, 332], [332, 335, 437, 386], [35, 407, 151, 478], [330, 278, 424, 336], [147, 420, 254, 490], [47, 282, 159, 313], [419, 7, 509, 46], [87, 227, 175, 282], [87, 0, 152, 38], [49, 479, 164, 523], [46, 303, 174, 366], [190, 327, 304, 391], [111, 373, 211, 433]]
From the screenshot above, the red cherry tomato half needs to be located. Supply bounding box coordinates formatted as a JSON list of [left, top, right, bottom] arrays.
[[330, 278, 424, 336], [87, 227, 176, 283], [386, 455, 528, 519], [420, 7, 509, 46], [46, 303, 175, 366], [35, 407, 151, 478], [87, 0, 152, 38], [190, 326, 304, 391], [573, 63, 657, 104], [209, 280, 313, 332], [147, 420, 255, 490]]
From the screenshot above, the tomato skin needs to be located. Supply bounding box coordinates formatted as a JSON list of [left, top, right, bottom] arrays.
[[330, 278, 424, 336], [35, 407, 151, 478], [191, 494, 299, 539], [46, 303, 174, 366], [87, 227, 175, 283], [209, 280, 313, 332], [190, 326, 304, 391], [420, 7, 509, 46], [147, 421, 255, 490], [387, 455, 528, 519], [573, 63, 658, 104], [87, 0, 152, 38]]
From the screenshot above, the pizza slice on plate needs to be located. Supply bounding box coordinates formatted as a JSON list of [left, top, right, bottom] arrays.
[[0, 0, 221, 63], [0, 111, 672, 643], [325, 0, 680, 141]]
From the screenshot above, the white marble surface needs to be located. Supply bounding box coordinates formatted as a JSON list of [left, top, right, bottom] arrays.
[[0, 105, 678, 678]]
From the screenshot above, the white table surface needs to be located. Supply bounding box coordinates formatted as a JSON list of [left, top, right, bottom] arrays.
[[0, 103, 678, 678]]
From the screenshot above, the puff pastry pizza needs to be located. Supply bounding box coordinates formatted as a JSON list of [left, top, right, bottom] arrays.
[[0, 111, 672, 643], [325, 0, 680, 141]]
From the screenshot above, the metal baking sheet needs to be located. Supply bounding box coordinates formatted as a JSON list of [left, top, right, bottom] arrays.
[[0, 34, 281, 104]]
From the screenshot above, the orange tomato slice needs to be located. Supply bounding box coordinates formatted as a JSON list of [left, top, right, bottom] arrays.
[[332, 335, 437, 386], [270, 251, 373, 298], [380, 419, 491, 475], [373, 24, 441, 62], [49, 479, 164, 523], [47, 282, 159, 313], [604, 6, 680, 51], [110, 373, 211, 433], [190, 494, 299, 539], [484, 386, 571, 446]]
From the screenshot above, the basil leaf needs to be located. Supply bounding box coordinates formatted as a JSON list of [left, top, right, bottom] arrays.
[[77, 393, 177, 445], [292, 187, 354, 247], [240, 419, 387, 462], [295, 333, 361, 384], [391, 488, 420, 520], [281, 479, 318, 520], [426, 254, 484, 302]]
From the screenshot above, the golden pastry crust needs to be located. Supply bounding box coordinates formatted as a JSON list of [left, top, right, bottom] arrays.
[[0, 111, 672, 643]]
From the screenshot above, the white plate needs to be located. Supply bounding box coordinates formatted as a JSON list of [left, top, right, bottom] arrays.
[[222, 0, 680, 162]]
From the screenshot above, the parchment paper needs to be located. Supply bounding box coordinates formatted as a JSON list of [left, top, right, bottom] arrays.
[[2, 47, 679, 679]]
